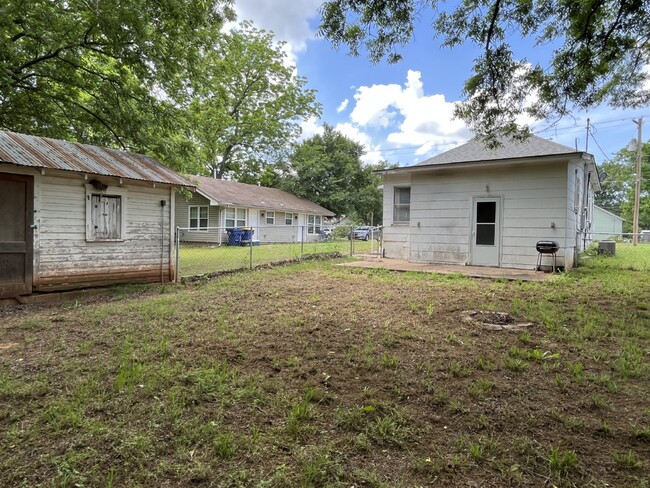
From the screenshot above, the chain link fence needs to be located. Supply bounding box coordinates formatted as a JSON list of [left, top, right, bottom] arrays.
[[175, 225, 383, 279], [580, 232, 650, 271]]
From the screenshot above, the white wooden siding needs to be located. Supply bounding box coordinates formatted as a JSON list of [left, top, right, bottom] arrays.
[[384, 161, 572, 269], [175, 192, 222, 242]]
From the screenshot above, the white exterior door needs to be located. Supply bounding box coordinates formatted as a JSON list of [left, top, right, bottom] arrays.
[[471, 197, 501, 266]]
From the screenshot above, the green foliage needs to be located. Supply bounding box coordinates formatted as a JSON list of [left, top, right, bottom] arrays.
[[186, 22, 320, 180], [281, 125, 384, 220], [318, 1, 650, 145], [0, 0, 234, 165]]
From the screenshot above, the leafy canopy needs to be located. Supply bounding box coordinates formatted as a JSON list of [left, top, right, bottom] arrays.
[[186, 22, 321, 181], [281, 125, 383, 222], [318, 0, 650, 146], [0, 0, 235, 163]]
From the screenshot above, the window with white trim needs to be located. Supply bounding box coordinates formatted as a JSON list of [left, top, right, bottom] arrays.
[[393, 187, 410, 223], [307, 214, 322, 234], [285, 213, 294, 225], [189, 205, 209, 231], [266, 211, 275, 225], [225, 207, 247, 228], [85, 185, 127, 242]]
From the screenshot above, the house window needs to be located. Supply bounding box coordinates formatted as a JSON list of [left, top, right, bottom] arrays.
[[393, 187, 410, 223], [225, 207, 247, 228], [307, 214, 322, 234], [266, 211, 275, 225], [285, 213, 294, 225], [189, 205, 209, 231]]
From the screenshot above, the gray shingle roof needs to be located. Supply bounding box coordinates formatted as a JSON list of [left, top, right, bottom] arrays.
[[416, 135, 580, 166], [188, 175, 335, 216]]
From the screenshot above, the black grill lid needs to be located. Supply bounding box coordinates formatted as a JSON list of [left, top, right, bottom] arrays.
[[536, 240, 559, 253]]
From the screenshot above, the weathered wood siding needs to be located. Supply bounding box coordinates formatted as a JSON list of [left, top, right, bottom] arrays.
[[36, 174, 172, 289], [383, 160, 574, 269]]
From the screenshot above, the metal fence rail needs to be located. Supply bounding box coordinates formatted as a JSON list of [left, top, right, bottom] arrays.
[[175, 225, 383, 279]]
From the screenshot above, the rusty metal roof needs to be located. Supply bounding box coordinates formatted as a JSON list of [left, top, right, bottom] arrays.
[[0, 130, 193, 187], [188, 175, 335, 216]]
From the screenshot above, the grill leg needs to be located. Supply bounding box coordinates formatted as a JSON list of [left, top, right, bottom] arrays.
[[536, 252, 542, 272], [552, 252, 557, 273]]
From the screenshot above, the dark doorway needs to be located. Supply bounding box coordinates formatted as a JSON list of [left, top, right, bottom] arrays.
[[0, 173, 34, 298]]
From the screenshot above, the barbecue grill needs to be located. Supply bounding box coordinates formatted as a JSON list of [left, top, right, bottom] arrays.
[[536, 240, 559, 273]]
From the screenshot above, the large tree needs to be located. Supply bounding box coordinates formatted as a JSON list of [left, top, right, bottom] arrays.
[[186, 22, 321, 181], [281, 125, 383, 222], [0, 0, 234, 163], [318, 0, 650, 146], [597, 141, 650, 233]]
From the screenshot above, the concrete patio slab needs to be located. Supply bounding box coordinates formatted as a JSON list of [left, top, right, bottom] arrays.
[[339, 255, 557, 282]]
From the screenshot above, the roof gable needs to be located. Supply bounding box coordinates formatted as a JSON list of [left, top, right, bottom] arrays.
[[417, 135, 580, 166], [0, 130, 192, 187], [187, 175, 335, 217]]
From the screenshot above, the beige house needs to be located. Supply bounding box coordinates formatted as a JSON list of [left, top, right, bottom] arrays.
[[176, 175, 335, 244], [0, 131, 192, 298], [379, 136, 600, 271]]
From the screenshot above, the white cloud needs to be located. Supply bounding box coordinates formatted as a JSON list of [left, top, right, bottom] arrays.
[[348, 70, 471, 160], [299, 116, 324, 140], [230, 0, 322, 64], [336, 99, 349, 113], [334, 122, 384, 165]]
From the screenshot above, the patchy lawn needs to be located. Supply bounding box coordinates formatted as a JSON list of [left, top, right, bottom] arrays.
[[1, 259, 649, 487]]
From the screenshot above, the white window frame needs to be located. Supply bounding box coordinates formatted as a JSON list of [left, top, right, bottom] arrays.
[[285, 213, 294, 225], [393, 187, 411, 224], [224, 207, 247, 229], [85, 185, 127, 242], [266, 211, 275, 225], [307, 214, 322, 234], [188, 205, 209, 231]]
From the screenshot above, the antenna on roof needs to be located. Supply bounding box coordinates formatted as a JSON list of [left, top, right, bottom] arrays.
[[574, 138, 578, 151]]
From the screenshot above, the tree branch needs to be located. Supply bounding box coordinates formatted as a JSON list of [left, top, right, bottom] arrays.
[[485, 0, 502, 52]]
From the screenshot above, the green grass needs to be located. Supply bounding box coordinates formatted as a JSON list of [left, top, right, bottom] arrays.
[[1, 257, 649, 486], [581, 242, 650, 272], [178, 238, 373, 276]]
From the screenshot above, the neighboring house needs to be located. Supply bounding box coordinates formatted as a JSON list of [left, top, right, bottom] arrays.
[[592, 205, 624, 237], [176, 175, 335, 243], [0, 131, 193, 299], [379, 136, 600, 271]]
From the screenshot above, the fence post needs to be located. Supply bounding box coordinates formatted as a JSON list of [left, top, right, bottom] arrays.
[[175, 226, 180, 283], [300, 225, 305, 260], [249, 231, 253, 271], [350, 225, 353, 256]]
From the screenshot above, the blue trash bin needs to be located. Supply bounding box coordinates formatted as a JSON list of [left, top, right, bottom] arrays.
[[227, 228, 244, 246], [240, 227, 255, 245]]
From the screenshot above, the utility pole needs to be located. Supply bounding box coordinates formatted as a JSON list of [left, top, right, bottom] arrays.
[[585, 118, 590, 152], [632, 117, 643, 246]]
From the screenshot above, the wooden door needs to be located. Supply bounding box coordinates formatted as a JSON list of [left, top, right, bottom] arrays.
[[0, 174, 34, 297]]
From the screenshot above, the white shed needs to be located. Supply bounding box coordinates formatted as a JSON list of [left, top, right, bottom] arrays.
[[592, 205, 624, 238], [379, 136, 600, 271], [0, 131, 193, 298]]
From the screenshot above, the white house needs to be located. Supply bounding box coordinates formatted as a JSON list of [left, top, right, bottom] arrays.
[[176, 175, 335, 244], [379, 136, 600, 271], [592, 205, 624, 238], [0, 131, 193, 298]]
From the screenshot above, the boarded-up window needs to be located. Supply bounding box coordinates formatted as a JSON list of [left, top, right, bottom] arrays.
[[91, 194, 122, 240], [393, 187, 410, 223], [189, 205, 209, 230]]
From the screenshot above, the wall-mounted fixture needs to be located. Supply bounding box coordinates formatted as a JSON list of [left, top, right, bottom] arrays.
[[551, 222, 556, 228], [485, 184, 490, 193]]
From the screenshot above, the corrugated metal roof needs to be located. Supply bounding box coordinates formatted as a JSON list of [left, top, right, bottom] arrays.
[[0, 130, 193, 187], [416, 135, 580, 166], [188, 175, 335, 216]]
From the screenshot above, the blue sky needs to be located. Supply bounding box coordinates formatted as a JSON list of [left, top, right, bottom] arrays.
[[232, 1, 650, 167]]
